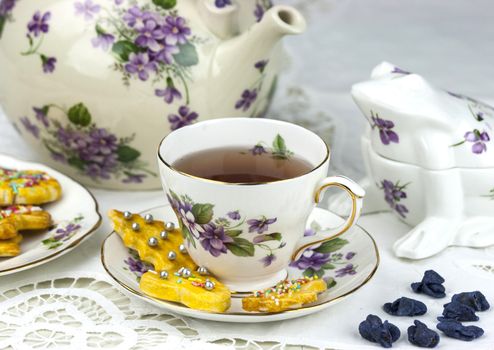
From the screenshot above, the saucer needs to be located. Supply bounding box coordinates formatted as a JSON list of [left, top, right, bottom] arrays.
[[0, 154, 102, 276], [101, 204, 379, 323]]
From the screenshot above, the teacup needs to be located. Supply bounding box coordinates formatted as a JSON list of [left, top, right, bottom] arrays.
[[158, 118, 365, 291]]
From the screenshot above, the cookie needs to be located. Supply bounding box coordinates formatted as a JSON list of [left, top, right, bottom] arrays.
[[0, 205, 52, 240], [109, 210, 231, 313], [0, 234, 22, 257], [0, 168, 62, 206], [242, 277, 327, 312]]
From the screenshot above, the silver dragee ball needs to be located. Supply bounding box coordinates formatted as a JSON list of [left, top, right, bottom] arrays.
[[179, 244, 187, 254], [197, 266, 209, 275], [123, 211, 132, 220], [131, 222, 140, 232], [204, 279, 215, 291], [168, 251, 177, 261], [148, 237, 158, 247], [165, 222, 175, 231], [159, 270, 169, 279], [160, 230, 168, 240], [177, 267, 185, 276], [182, 268, 191, 278], [144, 214, 154, 224]]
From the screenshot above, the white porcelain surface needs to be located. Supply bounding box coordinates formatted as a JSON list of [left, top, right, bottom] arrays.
[[158, 118, 364, 291], [101, 204, 379, 323], [0, 153, 101, 276], [0, 0, 305, 190]]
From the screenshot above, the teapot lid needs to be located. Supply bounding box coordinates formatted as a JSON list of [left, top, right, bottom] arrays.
[[352, 62, 494, 170]]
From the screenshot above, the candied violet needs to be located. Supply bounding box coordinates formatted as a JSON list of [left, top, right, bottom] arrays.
[[450, 291, 490, 312], [438, 301, 479, 322], [383, 297, 427, 317], [407, 320, 440, 348], [358, 314, 400, 348], [436, 319, 484, 341], [411, 270, 446, 298]]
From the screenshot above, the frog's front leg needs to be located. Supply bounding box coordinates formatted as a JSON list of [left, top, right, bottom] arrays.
[[393, 169, 464, 259]]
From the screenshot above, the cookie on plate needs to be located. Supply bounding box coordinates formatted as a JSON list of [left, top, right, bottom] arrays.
[[0, 168, 62, 206], [109, 210, 231, 313], [242, 277, 327, 312], [0, 205, 52, 240], [0, 234, 23, 257]]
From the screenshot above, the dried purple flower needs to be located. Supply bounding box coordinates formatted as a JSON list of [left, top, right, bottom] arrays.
[[407, 320, 440, 348], [358, 314, 400, 348]]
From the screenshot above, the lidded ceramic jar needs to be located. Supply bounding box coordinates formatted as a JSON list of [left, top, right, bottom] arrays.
[[0, 0, 306, 189], [352, 62, 494, 259]]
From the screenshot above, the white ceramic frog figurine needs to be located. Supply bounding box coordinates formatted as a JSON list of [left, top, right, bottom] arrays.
[[331, 62, 494, 259]]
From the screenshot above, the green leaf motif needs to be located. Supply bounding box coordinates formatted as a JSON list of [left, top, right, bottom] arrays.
[[314, 238, 349, 254], [272, 134, 287, 154], [68, 157, 86, 170], [173, 43, 199, 67], [225, 229, 242, 238], [322, 263, 335, 270], [117, 145, 141, 163], [254, 232, 282, 243], [191, 203, 214, 225], [303, 267, 325, 279], [112, 40, 139, 61], [68, 103, 92, 127], [226, 237, 255, 257], [326, 277, 337, 289], [181, 225, 196, 248], [152, 0, 176, 9], [0, 16, 6, 38]]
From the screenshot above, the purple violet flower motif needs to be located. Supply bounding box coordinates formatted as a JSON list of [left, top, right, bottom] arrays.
[[124, 256, 149, 276], [199, 223, 234, 257], [41, 55, 57, 73], [53, 223, 81, 241], [151, 40, 179, 64], [91, 32, 115, 51], [249, 144, 267, 155], [87, 128, 118, 155], [304, 228, 316, 237], [371, 114, 399, 145], [391, 66, 411, 75], [74, 0, 100, 21], [289, 249, 331, 271], [247, 216, 277, 234], [155, 78, 182, 104], [125, 52, 157, 81], [177, 201, 198, 234], [0, 0, 16, 16], [215, 0, 232, 8], [260, 254, 276, 267], [394, 204, 409, 218], [345, 252, 356, 260], [33, 106, 49, 127], [254, 59, 269, 73], [27, 11, 51, 37], [235, 89, 258, 111], [335, 263, 357, 278], [51, 152, 66, 163], [254, 4, 264, 22], [20, 117, 39, 138], [168, 106, 199, 131], [135, 18, 165, 51], [380, 179, 409, 218], [166, 193, 180, 211], [122, 173, 146, 183], [227, 211, 241, 220], [464, 129, 490, 154], [162, 16, 191, 45], [114, 0, 123, 5], [123, 6, 148, 29]]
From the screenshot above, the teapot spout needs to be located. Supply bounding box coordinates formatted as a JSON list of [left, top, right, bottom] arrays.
[[214, 5, 306, 69]]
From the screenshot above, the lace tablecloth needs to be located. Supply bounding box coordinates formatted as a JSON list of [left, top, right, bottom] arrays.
[[2, 0, 494, 349]]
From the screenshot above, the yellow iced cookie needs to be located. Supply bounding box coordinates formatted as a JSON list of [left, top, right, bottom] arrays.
[[109, 210, 231, 313], [242, 277, 327, 312], [0, 205, 52, 240], [0, 168, 62, 206], [0, 234, 23, 257]]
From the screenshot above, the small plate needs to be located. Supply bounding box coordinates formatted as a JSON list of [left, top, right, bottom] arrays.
[[101, 204, 379, 323], [0, 154, 102, 276]]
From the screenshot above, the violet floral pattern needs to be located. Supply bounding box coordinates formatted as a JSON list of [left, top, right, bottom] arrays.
[[254, 0, 273, 22], [42, 215, 84, 249], [290, 221, 357, 288], [248, 134, 294, 160], [0, 0, 17, 38], [21, 10, 57, 73], [451, 129, 490, 154], [379, 179, 409, 218], [76, 0, 201, 130], [20, 102, 156, 183], [167, 190, 285, 266], [369, 111, 399, 145], [235, 59, 270, 116], [124, 248, 152, 282]]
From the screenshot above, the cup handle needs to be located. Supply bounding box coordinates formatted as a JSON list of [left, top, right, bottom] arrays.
[[291, 176, 365, 261]]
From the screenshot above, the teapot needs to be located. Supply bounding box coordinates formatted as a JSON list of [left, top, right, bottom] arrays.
[[0, 0, 306, 189], [332, 62, 494, 259]]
